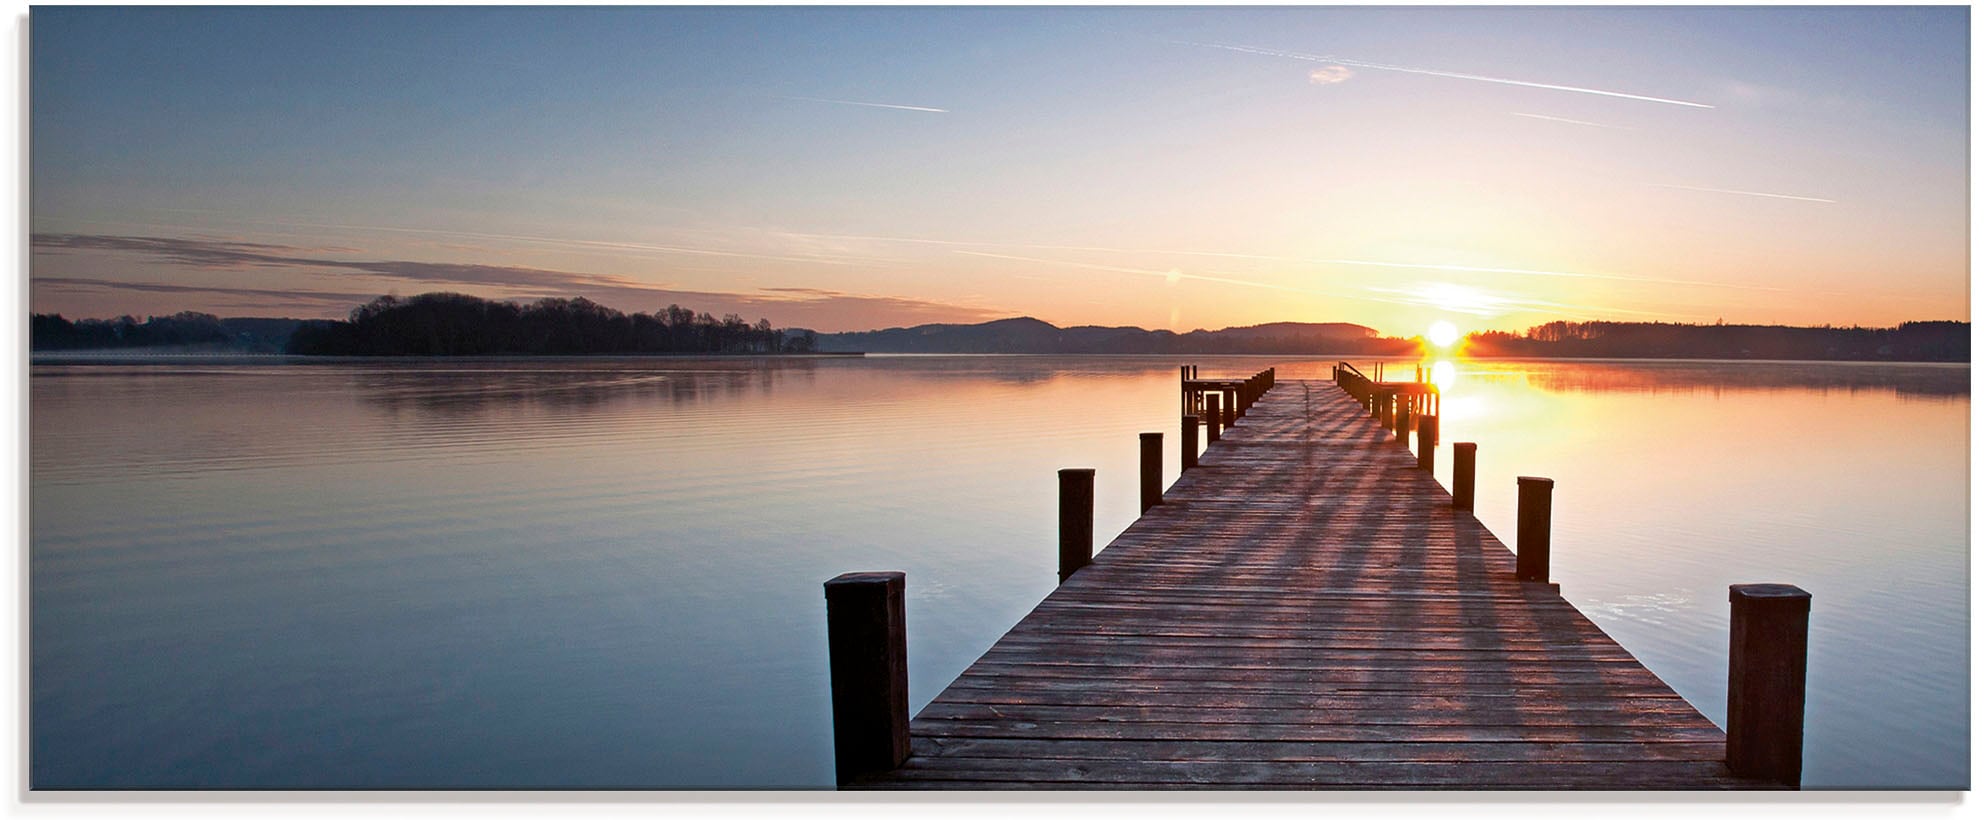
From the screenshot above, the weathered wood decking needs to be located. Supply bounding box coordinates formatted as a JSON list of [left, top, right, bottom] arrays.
[[854, 378, 1768, 790]]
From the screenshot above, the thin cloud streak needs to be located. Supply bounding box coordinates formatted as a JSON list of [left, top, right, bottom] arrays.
[[1183, 41, 1715, 109], [776, 228, 1806, 295], [1647, 183, 1837, 203], [1510, 112, 1628, 129], [778, 95, 948, 113], [954, 250, 1343, 298], [58, 215, 893, 268], [1320, 258, 1814, 295], [1361, 283, 1683, 320], [31, 233, 1004, 329], [33, 276, 377, 306]]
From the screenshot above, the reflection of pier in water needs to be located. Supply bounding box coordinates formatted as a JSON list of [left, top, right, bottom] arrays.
[[827, 367, 1810, 790]]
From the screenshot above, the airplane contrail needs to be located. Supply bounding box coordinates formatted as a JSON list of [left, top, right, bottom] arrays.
[[1182, 41, 1715, 109], [1647, 183, 1836, 203], [778, 95, 949, 113], [1510, 112, 1627, 129]]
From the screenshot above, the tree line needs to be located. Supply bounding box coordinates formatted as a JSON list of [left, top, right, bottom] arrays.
[[1464, 320, 1967, 362], [284, 292, 817, 356], [31, 311, 260, 350]]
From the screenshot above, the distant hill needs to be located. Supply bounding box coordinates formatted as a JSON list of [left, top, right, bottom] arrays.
[[816, 317, 1400, 354]]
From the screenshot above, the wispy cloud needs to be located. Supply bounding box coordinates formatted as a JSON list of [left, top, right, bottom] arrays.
[[1308, 66, 1354, 86], [778, 95, 948, 113], [31, 233, 1002, 329], [773, 228, 1808, 295], [1361, 281, 1681, 319], [32, 277, 377, 307], [1318, 258, 1813, 295], [1647, 183, 1836, 204], [954, 250, 1345, 298], [1510, 112, 1628, 129], [1183, 41, 1714, 109]]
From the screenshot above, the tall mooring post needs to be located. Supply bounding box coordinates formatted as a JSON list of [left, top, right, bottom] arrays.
[[1206, 394, 1222, 442], [1515, 476, 1554, 583], [823, 571, 909, 787], [1181, 414, 1199, 470], [1726, 584, 1812, 789], [1451, 443, 1477, 512], [1416, 415, 1437, 473], [1058, 468, 1095, 583], [1138, 432, 1163, 513]]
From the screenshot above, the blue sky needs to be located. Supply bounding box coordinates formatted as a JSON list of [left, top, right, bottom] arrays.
[[30, 6, 1970, 334]]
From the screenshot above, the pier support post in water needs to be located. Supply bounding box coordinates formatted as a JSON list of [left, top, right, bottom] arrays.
[[1515, 477, 1554, 582], [1224, 387, 1239, 423], [824, 571, 909, 786], [1138, 432, 1163, 513], [1393, 398, 1412, 442], [1416, 416, 1437, 473], [1058, 468, 1095, 583], [1181, 415, 1199, 470], [1727, 584, 1812, 789], [1206, 394, 1222, 442], [1452, 443, 1477, 512]]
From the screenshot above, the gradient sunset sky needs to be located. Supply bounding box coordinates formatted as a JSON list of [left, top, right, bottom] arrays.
[[30, 6, 1969, 336]]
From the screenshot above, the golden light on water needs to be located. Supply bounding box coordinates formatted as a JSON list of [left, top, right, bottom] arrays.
[[1427, 320, 1461, 348], [1431, 360, 1457, 390]]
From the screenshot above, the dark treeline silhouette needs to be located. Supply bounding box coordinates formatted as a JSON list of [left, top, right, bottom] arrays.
[[31, 312, 301, 352], [1466, 320, 1968, 362], [284, 292, 818, 355]]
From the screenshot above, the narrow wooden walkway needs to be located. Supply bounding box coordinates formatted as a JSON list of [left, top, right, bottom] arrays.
[[855, 379, 1766, 790]]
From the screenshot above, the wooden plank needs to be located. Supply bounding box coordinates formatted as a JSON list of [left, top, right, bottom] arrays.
[[857, 378, 1760, 790], [910, 736, 1728, 763], [865, 757, 1755, 788]]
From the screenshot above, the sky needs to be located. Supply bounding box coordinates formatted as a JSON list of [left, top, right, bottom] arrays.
[[28, 6, 1971, 336]]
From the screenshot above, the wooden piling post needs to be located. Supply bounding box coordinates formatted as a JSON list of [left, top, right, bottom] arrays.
[[1138, 432, 1162, 513], [1727, 584, 1812, 789], [1515, 476, 1554, 583], [1416, 416, 1436, 473], [824, 571, 910, 786], [1452, 443, 1477, 512], [1058, 468, 1095, 583], [1223, 387, 1238, 424], [1393, 397, 1412, 442], [1181, 414, 1199, 470], [1206, 394, 1222, 442]]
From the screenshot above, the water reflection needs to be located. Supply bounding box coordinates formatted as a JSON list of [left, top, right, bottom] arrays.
[[28, 355, 1969, 788]]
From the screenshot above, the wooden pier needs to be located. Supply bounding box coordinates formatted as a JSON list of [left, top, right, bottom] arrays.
[[825, 365, 1810, 790]]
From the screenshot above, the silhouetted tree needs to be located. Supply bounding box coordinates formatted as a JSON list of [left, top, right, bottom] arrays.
[[280, 292, 812, 356]]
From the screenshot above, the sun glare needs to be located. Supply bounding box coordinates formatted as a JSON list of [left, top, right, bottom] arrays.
[[1427, 320, 1461, 348]]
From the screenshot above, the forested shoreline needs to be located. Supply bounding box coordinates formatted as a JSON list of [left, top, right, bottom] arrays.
[[30, 295, 1968, 362]]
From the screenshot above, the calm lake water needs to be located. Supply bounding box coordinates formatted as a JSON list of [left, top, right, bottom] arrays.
[[29, 355, 1968, 789]]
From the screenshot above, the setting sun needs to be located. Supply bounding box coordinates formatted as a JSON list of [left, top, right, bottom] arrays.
[[1427, 320, 1461, 348]]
